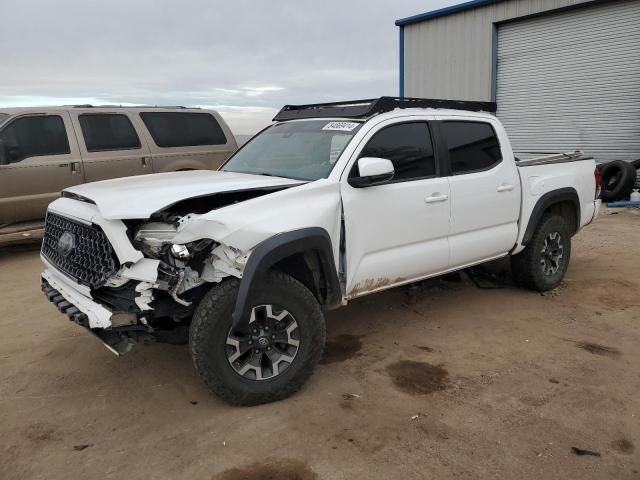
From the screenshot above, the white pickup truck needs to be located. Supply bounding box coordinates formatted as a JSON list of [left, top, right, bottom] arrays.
[[40, 97, 600, 405]]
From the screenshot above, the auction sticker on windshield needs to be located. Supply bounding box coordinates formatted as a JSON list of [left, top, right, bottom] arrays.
[[322, 121, 360, 132]]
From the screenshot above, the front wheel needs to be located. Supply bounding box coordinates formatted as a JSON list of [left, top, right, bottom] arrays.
[[511, 214, 571, 292], [189, 271, 326, 406]]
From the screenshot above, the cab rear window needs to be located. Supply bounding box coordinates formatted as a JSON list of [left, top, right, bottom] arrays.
[[441, 121, 502, 174], [140, 112, 227, 148]]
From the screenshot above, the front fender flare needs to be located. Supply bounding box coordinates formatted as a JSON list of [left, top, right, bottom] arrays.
[[231, 227, 341, 328]]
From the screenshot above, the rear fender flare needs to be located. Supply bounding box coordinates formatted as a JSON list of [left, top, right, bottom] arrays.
[[522, 187, 580, 246]]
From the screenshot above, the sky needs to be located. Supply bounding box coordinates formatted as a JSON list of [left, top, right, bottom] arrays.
[[0, 0, 459, 134]]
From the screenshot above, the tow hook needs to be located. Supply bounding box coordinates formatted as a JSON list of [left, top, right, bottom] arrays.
[[169, 270, 192, 307]]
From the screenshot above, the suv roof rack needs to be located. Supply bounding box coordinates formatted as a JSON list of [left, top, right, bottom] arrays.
[[68, 105, 194, 109], [273, 96, 497, 122]]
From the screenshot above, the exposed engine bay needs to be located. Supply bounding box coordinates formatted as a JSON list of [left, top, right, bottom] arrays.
[[130, 214, 248, 306]]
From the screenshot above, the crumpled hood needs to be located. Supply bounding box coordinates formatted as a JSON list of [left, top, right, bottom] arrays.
[[64, 170, 305, 220]]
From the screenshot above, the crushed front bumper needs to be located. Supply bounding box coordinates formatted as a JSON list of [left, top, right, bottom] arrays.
[[41, 268, 136, 355], [42, 267, 113, 329]]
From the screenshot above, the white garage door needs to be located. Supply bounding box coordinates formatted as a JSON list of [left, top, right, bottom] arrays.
[[496, 0, 640, 162]]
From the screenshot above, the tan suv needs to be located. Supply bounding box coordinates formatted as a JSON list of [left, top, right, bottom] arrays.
[[0, 106, 237, 226]]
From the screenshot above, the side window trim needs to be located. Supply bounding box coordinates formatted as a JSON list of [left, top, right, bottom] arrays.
[[438, 120, 503, 176], [429, 121, 450, 177], [0, 114, 71, 163], [351, 120, 439, 185], [78, 113, 142, 153]]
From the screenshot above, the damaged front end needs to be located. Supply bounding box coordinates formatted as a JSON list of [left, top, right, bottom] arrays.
[[132, 219, 247, 297], [41, 207, 249, 355], [109, 215, 249, 352]]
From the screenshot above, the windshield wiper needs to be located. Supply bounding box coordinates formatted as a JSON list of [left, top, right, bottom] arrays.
[[254, 171, 302, 180], [228, 169, 309, 182]]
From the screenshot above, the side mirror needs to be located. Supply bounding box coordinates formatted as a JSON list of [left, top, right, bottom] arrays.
[[348, 157, 395, 188], [0, 140, 8, 166]]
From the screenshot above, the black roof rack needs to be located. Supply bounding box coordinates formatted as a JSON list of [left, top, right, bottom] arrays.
[[273, 96, 497, 122]]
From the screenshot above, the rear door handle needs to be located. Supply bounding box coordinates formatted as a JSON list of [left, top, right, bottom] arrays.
[[497, 184, 514, 192], [424, 193, 449, 204], [70, 162, 81, 174], [141, 156, 152, 169]]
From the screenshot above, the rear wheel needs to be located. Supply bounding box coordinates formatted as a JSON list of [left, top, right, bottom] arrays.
[[189, 271, 326, 406], [511, 215, 571, 292]]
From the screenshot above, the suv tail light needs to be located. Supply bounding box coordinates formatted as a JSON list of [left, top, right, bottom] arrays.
[[594, 166, 601, 199]]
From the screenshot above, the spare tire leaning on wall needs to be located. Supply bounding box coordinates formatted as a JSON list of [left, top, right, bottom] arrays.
[[599, 160, 637, 202]]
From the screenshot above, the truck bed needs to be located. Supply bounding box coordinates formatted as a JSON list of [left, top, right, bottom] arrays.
[[512, 150, 598, 255], [515, 151, 592, 167]]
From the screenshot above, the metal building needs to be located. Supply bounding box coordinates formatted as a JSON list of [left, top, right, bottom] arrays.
[[396, 0, 640, 162]]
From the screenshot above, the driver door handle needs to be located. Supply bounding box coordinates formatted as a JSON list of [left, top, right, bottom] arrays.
[[497, 183, 514, 192], [424, 193, 449, 204]]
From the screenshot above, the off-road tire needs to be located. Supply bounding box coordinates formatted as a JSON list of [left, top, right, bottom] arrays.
[[511, 215, 571, 292], [189, 271, 326, 406]]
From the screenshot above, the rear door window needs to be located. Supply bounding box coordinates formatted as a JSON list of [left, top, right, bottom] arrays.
[[0, 115, 70, 163], [140, 112, 227, 148], [441, 121, 502, 174], [79, 114, 141, 152]]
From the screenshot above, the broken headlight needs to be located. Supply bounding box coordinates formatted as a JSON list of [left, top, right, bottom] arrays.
[[134, 222, 214, 262], [134, 222, 177, 256], [170, 243, 191, 259], [170, 239, 215, 261]]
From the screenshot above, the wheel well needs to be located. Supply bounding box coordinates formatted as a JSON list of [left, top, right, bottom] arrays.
[[231, 227, 342, 327], [544, 200, 579, 234], [523, 189, 581, 246], [271, 251, 328, 304]]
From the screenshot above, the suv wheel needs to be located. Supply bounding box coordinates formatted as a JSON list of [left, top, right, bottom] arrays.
[[511, 214, 571, 292], [189, 271, 326, 406]]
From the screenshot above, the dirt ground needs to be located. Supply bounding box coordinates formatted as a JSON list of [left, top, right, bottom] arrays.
[[1, 208, 639, 480]]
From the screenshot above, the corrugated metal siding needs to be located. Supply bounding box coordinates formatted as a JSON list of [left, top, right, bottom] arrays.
[[403, 0, 599, 100], [496, 0, 640, 162], [404, 10, 495, 100], [404, 8, 493, 100]]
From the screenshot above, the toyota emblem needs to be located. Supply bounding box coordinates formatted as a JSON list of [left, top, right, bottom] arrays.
[[57, 231, 76, 257]]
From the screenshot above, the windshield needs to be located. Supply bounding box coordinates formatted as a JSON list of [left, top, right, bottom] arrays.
[[221, 120, 363, 181]]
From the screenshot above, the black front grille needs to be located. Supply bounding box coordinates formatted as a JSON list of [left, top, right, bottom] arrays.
[[42, 212, 119, 289]]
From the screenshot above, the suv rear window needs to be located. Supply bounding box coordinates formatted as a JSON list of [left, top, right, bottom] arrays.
[[441, 121, 502, 174], [0, 115, 70, 163], [140, 112, 227, 148], [79, 114, 141, 152]]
